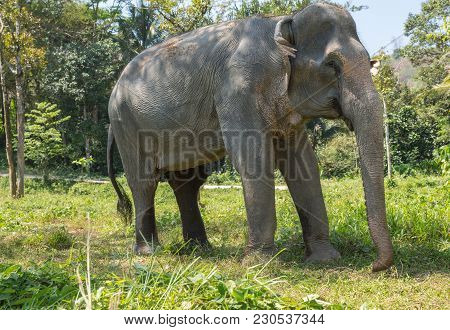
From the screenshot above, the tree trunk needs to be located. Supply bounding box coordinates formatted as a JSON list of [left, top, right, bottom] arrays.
[[0, 13, 17, 197], [14, 6, 25, 197], [83, 104, 90, 157], [0, 55, 17, 197], [42, 159, 50, 186], [92, 103, 98, 124], [83, 104, 91, 173]]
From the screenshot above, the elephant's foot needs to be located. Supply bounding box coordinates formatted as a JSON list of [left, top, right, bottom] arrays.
[[134, 241, 159, 255], [184, 237, 212, 250], [184, 231, 210, 247], [242, 244, 277, 266], [304, 241, 341, 263]]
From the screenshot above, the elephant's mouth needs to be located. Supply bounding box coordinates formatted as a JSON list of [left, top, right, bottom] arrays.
[[342, 116, 354, 131], [317, 97, 342, 120], [330, 97, 341, 112], [331, 97, 353, 131]]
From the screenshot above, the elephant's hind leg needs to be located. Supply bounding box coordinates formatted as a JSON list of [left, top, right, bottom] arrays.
[[110, 121, 160, 255], [129, 178, 159, 255], [168, 165, 209, 246]]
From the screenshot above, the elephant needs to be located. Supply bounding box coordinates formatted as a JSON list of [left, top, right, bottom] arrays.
[[107, 2, 394, 271]]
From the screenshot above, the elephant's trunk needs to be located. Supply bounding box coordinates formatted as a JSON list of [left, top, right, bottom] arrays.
[[343, 77, 393, 272]]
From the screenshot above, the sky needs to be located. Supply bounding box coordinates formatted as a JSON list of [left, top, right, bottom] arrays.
[[108, 0, 425, 56], [333, 0, 424, 55]]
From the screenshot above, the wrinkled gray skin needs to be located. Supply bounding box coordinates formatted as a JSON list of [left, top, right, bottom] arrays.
[[108, 3, 393, 271]]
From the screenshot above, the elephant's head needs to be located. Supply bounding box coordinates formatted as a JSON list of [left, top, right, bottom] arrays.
[[275, 3, 393, 271]]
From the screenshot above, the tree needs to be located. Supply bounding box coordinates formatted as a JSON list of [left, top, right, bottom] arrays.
[[150, 0, 213, 34], [317, 133, 357, 178], [389, 104, 438, 165], [228, 0, 312, 19], [117, 0, 161, 57], [0, 15, 16, 197], [400, 0, 449, 162], [0, 0, 45, 197], [373, 56, 440, 167], [31, 1, 123, 173], [24, 102, 70, 183], [43, 38, 122, 171], [401, 0, 449, 87], [306, 118, 348, 151], [226, 0, 366, 20]]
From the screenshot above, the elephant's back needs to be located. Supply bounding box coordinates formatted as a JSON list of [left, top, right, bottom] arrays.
[[109, 21, 242, 130]]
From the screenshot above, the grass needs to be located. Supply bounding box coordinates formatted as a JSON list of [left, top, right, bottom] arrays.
[[0, 174, 448, 309]]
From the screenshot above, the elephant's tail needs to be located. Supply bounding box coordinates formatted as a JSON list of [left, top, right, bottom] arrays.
[[107, 124, 133, 225]]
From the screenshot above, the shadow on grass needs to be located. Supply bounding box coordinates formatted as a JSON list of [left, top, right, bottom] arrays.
[[393, 244, 450, 276], [166, 241, 244, 261], [29, 218, 446, 280], [273, 236, 449, 277], [0, 238, 19, 261], [93, 228, 449, 278], [3, 229, 447, 282], [24, 177, 79, 194]]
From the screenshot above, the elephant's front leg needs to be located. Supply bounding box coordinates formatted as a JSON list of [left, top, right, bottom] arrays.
[[216, 72, 278, 255], [242, 172, 277, 254], [223, 129, 277, 255], [275, 131, 340, 262]]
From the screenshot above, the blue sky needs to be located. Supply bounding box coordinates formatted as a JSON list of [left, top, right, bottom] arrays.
[[333, 0, 424, 55], [106, 0, 425, 56]]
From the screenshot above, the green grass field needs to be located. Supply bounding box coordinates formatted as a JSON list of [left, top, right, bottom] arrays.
[[0, 175, 448, 309]]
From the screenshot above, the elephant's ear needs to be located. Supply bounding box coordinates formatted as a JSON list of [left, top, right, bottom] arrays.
[[274, 17, 297, 58]]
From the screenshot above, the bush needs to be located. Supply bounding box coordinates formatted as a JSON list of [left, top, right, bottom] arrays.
[[25, 102, 70, 183], [45, 227, 74, 250], [433, 144, 450, 175], [388, 105, 439, 165], [0, 263, 78, 309], [317, 134, 357, 178]]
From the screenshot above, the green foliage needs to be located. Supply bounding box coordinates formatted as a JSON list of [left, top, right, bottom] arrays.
[[306, 119, 348, 150], [207, 157, 241, 184], [401, 0, 449, 87], [42, 38, 122, 172], [0, 262, 78, 309], [23, 0, 126, 175], [0, 0, 448, 181], [151, 0, 213, 34], [0, 258, 339, 310], [414, 87, 449, 150], [24, 102, 70, 181], [433, 144, 450, 175], [372, 54, 398, 99], [317, 134, 357, 178], [393, 0, 450, 168], [44, 39, 121, 105], [116, 0, 161, 56], [228, 0, 368, 18], [230, 0, 312, 18], [0, 0, 45, 72], [72, 156, 95, 174], [1, 176, 449, 309], [207, 171, 241, 184], [88, 259, 320, 310], [373, 56, 442, 168], [45, 226, 74, 250], [388, 105, 438, 165]]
